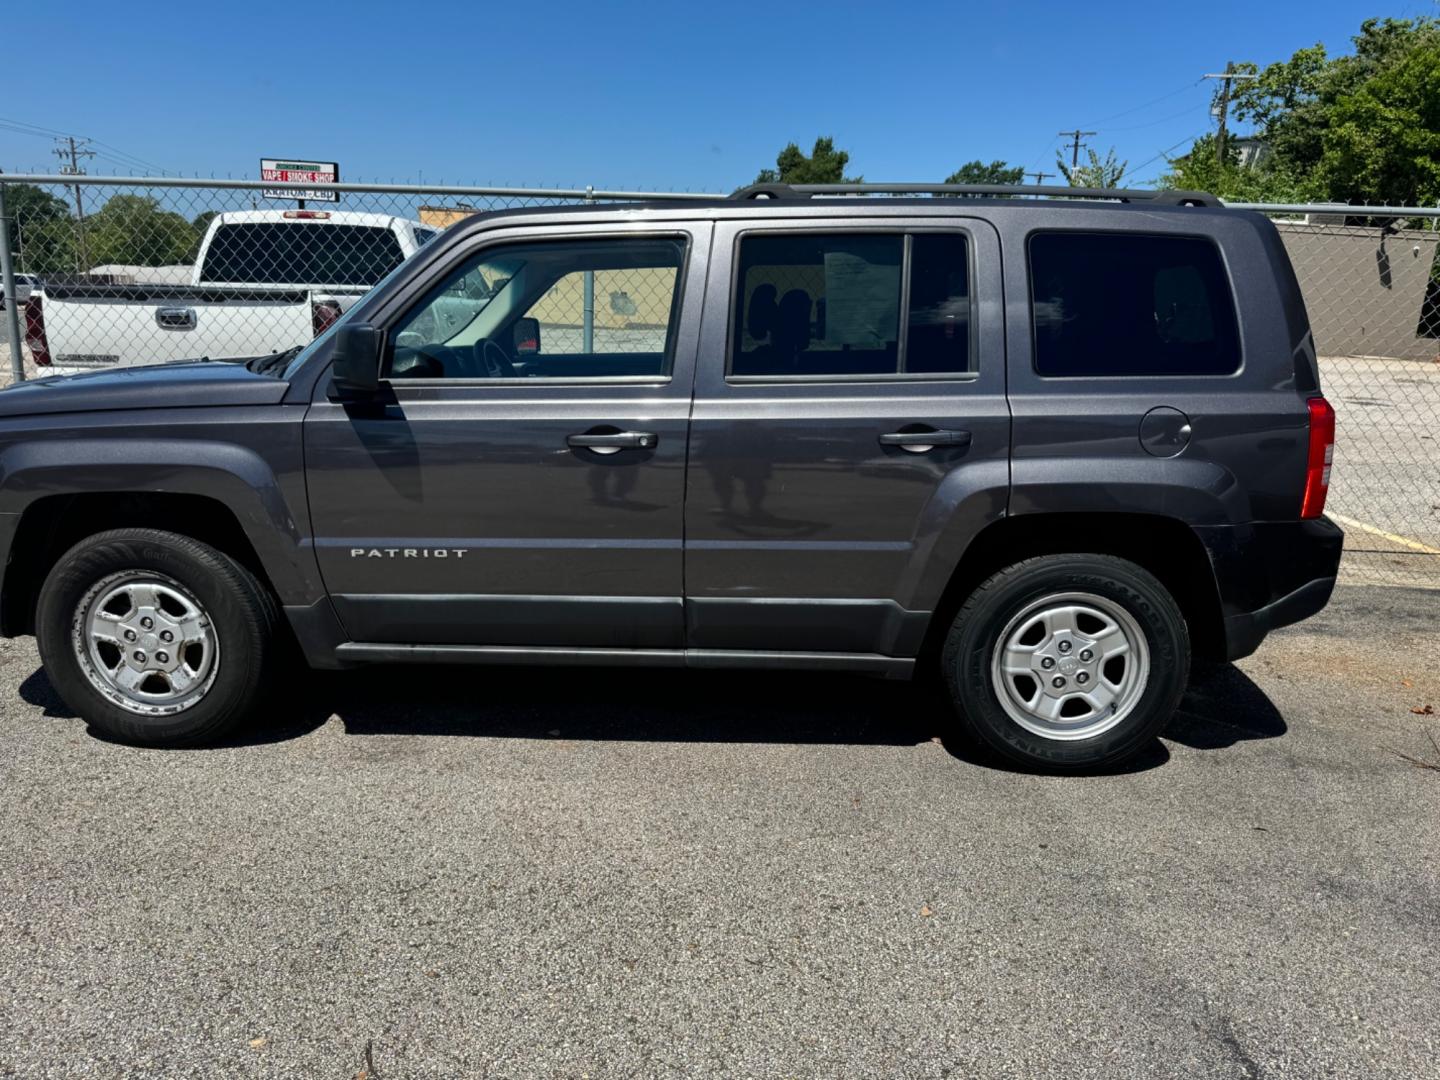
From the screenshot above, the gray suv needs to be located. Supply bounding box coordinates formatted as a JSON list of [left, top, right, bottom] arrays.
[[0, 183, 1342, 769]]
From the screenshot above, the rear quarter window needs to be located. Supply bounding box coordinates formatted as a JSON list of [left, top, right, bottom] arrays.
[[1029, 232, 1241, 377]]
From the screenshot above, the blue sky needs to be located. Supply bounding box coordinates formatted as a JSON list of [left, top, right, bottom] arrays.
[[2, 0, 1430, 192]]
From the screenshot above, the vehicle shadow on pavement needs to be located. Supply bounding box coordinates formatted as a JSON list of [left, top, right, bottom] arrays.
[[1167, 662, 1288, 750], [21, 655, 1289, 771]]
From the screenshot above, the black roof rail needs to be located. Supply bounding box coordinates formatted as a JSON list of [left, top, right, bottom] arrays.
[[729, 182, 1220, 208], [731, 183, 806, 200]]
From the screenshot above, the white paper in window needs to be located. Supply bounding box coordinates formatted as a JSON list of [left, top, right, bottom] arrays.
[[822, 251, 900, 347]]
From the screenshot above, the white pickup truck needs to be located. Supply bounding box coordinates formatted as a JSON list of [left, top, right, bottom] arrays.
[[23, 210, 437, 370]]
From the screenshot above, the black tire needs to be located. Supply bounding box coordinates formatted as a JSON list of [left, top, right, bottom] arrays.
[[941, 554, 1190, 771], [35, 528, 279, 747]]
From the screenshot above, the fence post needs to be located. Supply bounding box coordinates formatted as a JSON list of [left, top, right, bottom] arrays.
[[0, 183, 25, 384], [583, 185, 595, 353]]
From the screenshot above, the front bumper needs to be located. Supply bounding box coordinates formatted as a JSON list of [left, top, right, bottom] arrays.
[[1194, 517, 1344, 661]]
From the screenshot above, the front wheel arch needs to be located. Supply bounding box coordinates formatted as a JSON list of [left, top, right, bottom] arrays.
[[3, 491, 279, 638]]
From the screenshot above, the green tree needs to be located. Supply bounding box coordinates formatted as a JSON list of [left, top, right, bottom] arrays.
[[754, 137, 861, 185], [944, 160, 1024, 185], [1318, 40, 1440, 205], [187, 210, 220, 262], [1169, 16, 1440, 204], [1058, 147, 1127, 188], [1160, 135, 1324, 202], [1225, 47, 1330, 169], [3, 184, 76, 274], [85, 194, 195, 268]]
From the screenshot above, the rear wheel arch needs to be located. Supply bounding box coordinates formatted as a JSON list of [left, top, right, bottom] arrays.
[[920, 512, 1225, 664]]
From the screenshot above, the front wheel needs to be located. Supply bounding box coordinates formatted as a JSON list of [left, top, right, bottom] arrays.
[[942, 554, 1190, 771], [36, 528, 279, 747]]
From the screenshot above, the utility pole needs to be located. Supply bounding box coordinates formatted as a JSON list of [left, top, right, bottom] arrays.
[[53, 136, 95, 272], [1058, 129, 1096, 169], [1203, 64, 1259, 165], [1026, 170, 1055, 185]]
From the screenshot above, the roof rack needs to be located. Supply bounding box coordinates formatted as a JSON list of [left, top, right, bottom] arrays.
[[730, 182, 1219, 208]]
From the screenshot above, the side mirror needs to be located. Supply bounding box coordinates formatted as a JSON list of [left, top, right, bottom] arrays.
[[329, 323, 382, 398], [513, 317, 541, 356]]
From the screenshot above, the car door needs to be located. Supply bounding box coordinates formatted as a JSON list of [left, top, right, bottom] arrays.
[[303, 221, 711, 650], [684, 214, 1009, 658]]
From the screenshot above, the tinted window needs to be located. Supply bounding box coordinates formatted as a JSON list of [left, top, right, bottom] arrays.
[[732, 232, 971, 377], [199, 223, 406, 286], [388, 237, 685, 380], [1029, 232, 1240, 376], [907, 234, 972, 374]]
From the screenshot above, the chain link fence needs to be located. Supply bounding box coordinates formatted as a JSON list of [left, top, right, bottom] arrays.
[[1230, 203, 1440, 589], [1, 177, 1437, 588], [0, 175, 712, 374]]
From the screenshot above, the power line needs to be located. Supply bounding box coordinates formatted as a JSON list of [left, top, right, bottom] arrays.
[[0, 115, 74, 139], [87, 138, 170, 176], [1077, 78, 1206, 128], [1023, 135, 1064, 172], [1105, 103, 1210, 133], [1114, 132, 1209, 187], [0, 115, 169, 175]]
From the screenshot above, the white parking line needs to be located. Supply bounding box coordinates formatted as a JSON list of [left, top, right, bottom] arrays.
[[1328, 512, 1440, 555]]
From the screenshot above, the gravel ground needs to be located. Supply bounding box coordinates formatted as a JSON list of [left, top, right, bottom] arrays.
[[0, 584, 1436, 1079]]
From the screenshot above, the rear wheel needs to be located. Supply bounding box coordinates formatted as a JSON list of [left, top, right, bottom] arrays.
[[36, 528, 278, 747], [942, 554, 1189, 770]]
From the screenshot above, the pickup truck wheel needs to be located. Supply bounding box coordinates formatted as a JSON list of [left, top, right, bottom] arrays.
[[35, 529, 278, 747], [942, 554, 1190, 771]]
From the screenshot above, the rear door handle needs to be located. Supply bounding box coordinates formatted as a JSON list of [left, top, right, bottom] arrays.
[[567, 431, 658, 454], [879, 428, 972, 452]]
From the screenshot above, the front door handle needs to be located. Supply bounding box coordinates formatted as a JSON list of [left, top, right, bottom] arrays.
[[879, 428, 972, 452], [567, 431, 658, 455]]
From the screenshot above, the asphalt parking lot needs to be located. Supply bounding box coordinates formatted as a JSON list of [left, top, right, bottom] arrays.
[[0, 582, 1436, 1079]]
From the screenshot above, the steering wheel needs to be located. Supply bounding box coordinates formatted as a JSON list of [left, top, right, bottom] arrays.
[[390, 344, 448, 379], [478, 338, 516, 378], [390, 341, 517, 380]]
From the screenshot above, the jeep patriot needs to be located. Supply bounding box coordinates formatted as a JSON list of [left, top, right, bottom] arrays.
[[0, 183, 1343, 769]]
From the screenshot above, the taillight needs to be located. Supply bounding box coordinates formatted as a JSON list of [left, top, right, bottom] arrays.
[[1301, 396, 1335, 519], [312, 300, 341, 338], [23, 294, 50, 366]]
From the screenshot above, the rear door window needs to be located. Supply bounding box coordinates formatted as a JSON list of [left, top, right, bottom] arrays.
[[731, 232, 972, 378], [1029, 232, 1240, 376]]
